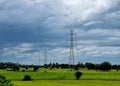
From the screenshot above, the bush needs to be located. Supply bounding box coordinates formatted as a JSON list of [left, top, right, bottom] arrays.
[[22, 69, 25, 72], [33, 66, 39, 71], [23, 75, 32, 81], [75, 71, 83, 80], [12, 66, 20, 71], [0, 74, 13, 86]]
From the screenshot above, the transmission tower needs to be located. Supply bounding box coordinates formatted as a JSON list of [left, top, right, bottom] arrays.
[[38, 50, 40, 66], [44, 49, 47, 71], [69, 30, 75, 71]]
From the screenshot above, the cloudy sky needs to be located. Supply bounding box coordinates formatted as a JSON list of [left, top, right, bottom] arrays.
[[0, 0, 120, 65]]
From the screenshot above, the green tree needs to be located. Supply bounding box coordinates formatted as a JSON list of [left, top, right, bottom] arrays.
[[85, 62, 95, 70], [100, 62, 111, 71], [75, 71, 83, 80]]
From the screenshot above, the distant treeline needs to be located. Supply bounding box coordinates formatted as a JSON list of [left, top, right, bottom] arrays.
[[0, 62, 120, 71], [48, 62, 120, 71]]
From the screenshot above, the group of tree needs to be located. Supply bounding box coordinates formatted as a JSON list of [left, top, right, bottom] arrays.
[[48, 62, 120, 71], [0, 61, 120, 71], [0, 62, 40, 72], [0, 62, 20, 71], [75, 62, 120, 71]]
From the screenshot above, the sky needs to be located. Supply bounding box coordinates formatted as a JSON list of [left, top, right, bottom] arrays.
[[0, 0, 120, 65]]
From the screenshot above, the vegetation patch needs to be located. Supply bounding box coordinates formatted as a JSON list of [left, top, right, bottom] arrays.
[[75, 71, 83, 80], [0, 74, 13, 86], [23, 75, 32, 81]]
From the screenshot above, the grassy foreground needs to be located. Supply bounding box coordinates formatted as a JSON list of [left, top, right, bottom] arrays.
[[0, 69, 120, 86], [12, 80, 120, 86]]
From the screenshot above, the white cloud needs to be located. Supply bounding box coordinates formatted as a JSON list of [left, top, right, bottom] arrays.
[[84, 21, 102, 26], [2, 43, 33, 57], [77, 45, 120, 57]]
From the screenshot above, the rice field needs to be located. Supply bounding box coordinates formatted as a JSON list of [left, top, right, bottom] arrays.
[[0, 69, 120, 86]]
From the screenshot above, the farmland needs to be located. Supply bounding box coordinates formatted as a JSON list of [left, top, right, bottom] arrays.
[[0, 69, 120, 86], [12, 80, 120, 86]]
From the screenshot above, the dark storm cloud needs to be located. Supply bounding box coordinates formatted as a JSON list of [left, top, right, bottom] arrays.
[[0, 0, 66, 49]]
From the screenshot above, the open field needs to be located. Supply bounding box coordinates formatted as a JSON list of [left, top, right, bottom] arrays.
[[0, 69, 120, 86], [12, 80, 120, 86]]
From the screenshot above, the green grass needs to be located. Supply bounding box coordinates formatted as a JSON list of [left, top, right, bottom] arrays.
[[0, 69, 120, 86], [12, 80, 120, 86], [0, 71, 75, 80]]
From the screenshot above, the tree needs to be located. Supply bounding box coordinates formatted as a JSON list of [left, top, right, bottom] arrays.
[[79, 62, 85, 68], [75, 65, 79, 70], [112, 65, 118, 70], [75, 71, 83, 80], [95, 64, 101, 70], [100, 62, 111, 71], [75, 62, 84, 70], [85, 62, 95, 70], [0, 63, 7, 69]]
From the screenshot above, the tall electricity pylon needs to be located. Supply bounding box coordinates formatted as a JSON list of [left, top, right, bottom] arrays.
[[69, 30, 75, 71]]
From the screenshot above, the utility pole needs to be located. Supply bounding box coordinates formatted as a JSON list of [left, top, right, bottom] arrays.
[[69, 30, 75, 71]]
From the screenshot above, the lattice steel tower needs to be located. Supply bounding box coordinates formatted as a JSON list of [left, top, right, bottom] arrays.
[[69, 30, 75, 70], [44, 49, 47, 71]]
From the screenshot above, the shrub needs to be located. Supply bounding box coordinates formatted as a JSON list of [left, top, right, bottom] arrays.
[[12, 66, 20, 71], [33, 66, 39, 71], [0, 74, 13, 86], [22, 69, 25, 72], [75, 71, 83, 80], [23, 75, 32, 81]]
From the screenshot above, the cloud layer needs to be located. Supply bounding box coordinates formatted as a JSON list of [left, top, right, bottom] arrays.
[[0, 0, 120, 64]]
